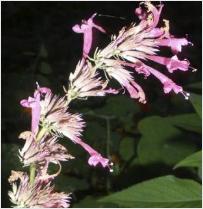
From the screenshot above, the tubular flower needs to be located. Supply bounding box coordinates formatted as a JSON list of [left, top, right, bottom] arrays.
[[72, 13, 106, 57], [73, 137, 113, 171], [8, 171, 71, 208], [92, 1, 194, 101], [66, 60, 118, 101], [20, 84, 51, 134], [18, 131, 74, 179]]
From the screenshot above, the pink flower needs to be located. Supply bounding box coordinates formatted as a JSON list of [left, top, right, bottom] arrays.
[[72, 13, 106, 57], [18, 131, 74, 174], [156, 37, 191, 54], [66, 60, 118, 101], [134, 61, 190, 99], [135, 1, 164, 28], [20, 83, 51, 134], [93, 1, 194, 101], [8, 171, 71, 208], [147, 55, 190, 73], [103, 59, 146, 103], [74, 138, 113, 171], [40, 92, 85, 140]]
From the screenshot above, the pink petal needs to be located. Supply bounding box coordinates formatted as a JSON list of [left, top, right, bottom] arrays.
[[20, 84, 51, 133], [83, 28, 92, 56], [156, 38, 189, 53], [73, 137, 112, 171], [135, 2, 163, 28], [88, 154, 109, 168], [72, 13, 106, 57], [72, 24, 83, 33], [147, 28, 164, 38], [147, 55, 190, 73], [134, 62, 190, 99]]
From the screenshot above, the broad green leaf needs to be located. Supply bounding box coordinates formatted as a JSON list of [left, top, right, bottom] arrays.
[[168, 113, 201, 134], [174, 150, 202, 169], [198, 165, 202, 179], [119, 137, 135, 161], [189, 93, 202, 118], [99, 175, 202, 208], [137, 116, 197, 165]]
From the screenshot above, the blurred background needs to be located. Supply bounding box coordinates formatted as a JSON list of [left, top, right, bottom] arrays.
[[2, 1, 202, 208]]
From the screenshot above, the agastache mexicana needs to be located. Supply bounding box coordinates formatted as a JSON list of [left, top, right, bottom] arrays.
[[9, 2, 196, 207]]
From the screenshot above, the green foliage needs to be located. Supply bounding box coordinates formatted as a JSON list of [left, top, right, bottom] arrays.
[[167, 113, 201, 134], [174, 150, 202, 169], [189, 93, 202, 118], [99, 175, 202, 208], [119, 137, 135, 161], [137, 116, 197, 165]]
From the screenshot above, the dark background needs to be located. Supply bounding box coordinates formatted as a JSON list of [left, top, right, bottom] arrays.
[[1, 1, 202, 208]]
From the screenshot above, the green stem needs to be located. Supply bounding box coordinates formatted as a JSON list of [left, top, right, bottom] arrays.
[[29, 126, 47, 185], [29, 163, 36, 185]]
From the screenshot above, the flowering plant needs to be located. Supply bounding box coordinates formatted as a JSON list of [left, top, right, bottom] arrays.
[[8, 2, 197, 208]]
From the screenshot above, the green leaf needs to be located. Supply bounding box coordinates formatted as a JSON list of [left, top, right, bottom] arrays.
[[119, 137, 135, 161], [168, 113, 201, 134], [174, 150, 202, 169], [99, 175, 202, 208], [189, 93, 202, 118], [137, 116, 197, 165]]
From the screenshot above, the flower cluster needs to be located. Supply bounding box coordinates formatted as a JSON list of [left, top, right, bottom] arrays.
[[9, 2, 194, 208], [71, 2, 195, 102], [8, 171, 71, 208]]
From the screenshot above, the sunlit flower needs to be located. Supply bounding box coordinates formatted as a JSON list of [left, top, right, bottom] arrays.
[[92, 1, 195, 100], [66, 60, 118, 101], [72, 13, 106, 57], [8, 171, 71, 208]]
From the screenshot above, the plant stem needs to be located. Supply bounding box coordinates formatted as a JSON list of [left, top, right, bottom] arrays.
[[29, 163, 36, 185], [29, 127, 47, 185]]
